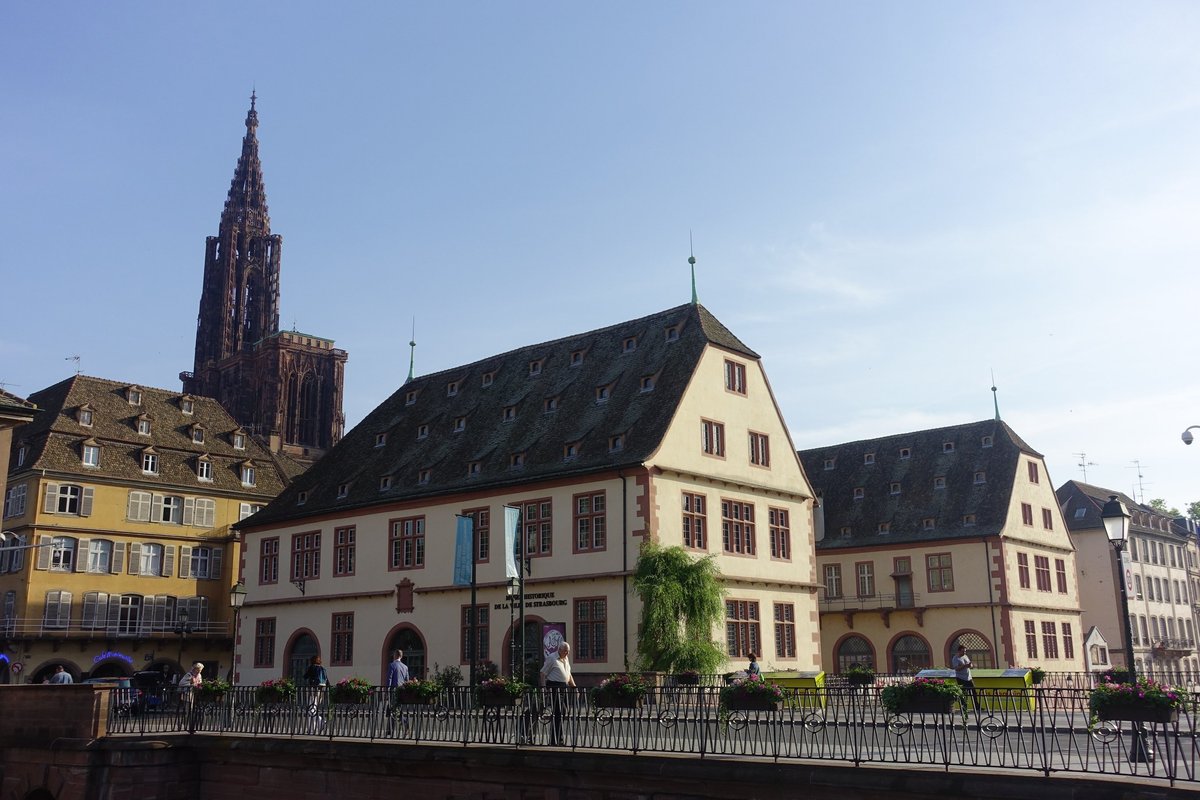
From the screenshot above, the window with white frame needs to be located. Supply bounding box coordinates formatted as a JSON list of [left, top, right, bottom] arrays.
[[158, 496, 183, 524], [86, 539, 114, 573], [190, 546, 218, 579], [137, 417, 152, 436], [139, 543, 163, 576], [44, 590, 72, 629], [127, 491, 152, 522], [241, 465, 256, 486], [233, 432, 246, 449], [239, 503, 261, 521], [82, 443, 100, 467], [50, 537, 76, 571], [4, 484, 27, 518], [197, 459, 212, 481], [193, 498, 216, 528]]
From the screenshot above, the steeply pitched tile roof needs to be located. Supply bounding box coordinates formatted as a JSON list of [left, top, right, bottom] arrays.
[[246, 303, 758, 527], [11, 375, 291, 498], [0, 388, 38, 423], [1056, 480, 1190, 540], [799, 419, 1038, 549]]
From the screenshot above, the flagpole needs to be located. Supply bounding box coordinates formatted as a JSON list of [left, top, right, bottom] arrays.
[[455, 515, 478, 689]]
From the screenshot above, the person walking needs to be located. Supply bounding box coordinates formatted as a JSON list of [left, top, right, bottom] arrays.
[[747, 653, 762, 679], [48, 665, 73, 684], [304, 655, 328, 732], [539, 641, 576, 746], [385, 649, 410, 737], [951, 645, 976, 708]]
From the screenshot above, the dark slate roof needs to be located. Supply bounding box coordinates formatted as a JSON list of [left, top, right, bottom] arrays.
[[0, 388, 38, 422], [11, 375, 291, 498], [798, 419, 1039, 549], [1056, 480, 1191, 541], [245, 303, 758, 527]]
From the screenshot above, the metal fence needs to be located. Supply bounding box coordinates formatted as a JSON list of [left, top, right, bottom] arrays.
[[105, 684, 1199, 787]]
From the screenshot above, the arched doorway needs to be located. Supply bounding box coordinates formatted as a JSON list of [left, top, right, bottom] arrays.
[[287, 632, 320, 683], [890, 634, 931, 674], [950, 631, 995, 668], [835, 635, 875, 673], [388, 628, 426, 679], [31, 661, 78, 684], [89, 658, 133, 679]]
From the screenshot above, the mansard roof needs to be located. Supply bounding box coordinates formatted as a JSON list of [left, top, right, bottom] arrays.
[[799, 419, 1040, 549], [0, 388, 38, 424], [11, 375, 290, 498], [245, 303, 758, 528], [1056, 480, 1191, 541]]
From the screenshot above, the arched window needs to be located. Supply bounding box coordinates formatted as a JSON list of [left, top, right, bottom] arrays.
[[950, 631, 995, 668], [86, 539, 114, 573], [50, 537, 77, 571], [890, 634, 931, 673], [836, 635, 875, 673]]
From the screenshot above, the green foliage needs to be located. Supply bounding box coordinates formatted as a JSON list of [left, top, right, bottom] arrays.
[[329, 677, 372, 704], [196, 678, 231, 698], [844, 665, 876, 685], [633, 542, 726, 673], [1090, 674, 1185, 719], [394, 678, 441, 703], [478, 676, 528, 699], [720, 675, 784, 705], [1028, 667, 1046, 685], [1147, 498, 1181, 517], [1188, 501, 1200, 522], [256, 677, 297, 703], [879, 678, 965, 715], [592, 673, 649, 705], [430, 662, 463, 690]]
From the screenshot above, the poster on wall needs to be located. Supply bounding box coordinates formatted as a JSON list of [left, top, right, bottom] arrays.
[[542, 623, 566, 659]]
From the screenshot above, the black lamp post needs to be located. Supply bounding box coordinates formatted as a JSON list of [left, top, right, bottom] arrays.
[[173, 609, 193, 673], [507, 577, 520, 679], [1101, 494, 1152, 763], [227, 580, 247, 682]]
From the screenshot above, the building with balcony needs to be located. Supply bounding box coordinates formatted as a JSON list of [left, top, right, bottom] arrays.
[[800, 419, 1086, 675], [0, 375, 296, 683], [236, 302, 818, 684], [1056, 481, 1198, 680]]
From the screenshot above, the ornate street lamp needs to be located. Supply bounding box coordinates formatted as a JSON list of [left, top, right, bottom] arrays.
[[226, 580, 247, 682], [507, 577, 520, 679], [173, 609, 193, 673], [1101, 494, 1152, 763]]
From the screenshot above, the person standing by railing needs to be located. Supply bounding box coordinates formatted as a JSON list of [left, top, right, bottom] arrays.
[[540, 642, 576, 746], [385, 649, 409, 737], [304, 655, 328, 732], [952, 645, 976, 708]]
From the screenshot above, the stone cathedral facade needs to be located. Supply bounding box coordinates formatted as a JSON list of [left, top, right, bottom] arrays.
[[181, 95, 347, 462]]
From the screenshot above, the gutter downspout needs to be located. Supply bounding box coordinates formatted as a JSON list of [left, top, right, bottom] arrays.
[[620, 470, 629, 670]]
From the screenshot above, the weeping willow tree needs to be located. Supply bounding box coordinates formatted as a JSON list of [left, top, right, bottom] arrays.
[[633, 542, 726, 673]]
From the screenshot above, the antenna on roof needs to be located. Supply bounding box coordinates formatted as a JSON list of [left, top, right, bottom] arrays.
[[1126, 459, 1149, 504], [688, 231, 698, 306], [1074, 452, 1098, 482], [65, 355, 81, 375], [406, 317, 417, 383], [990, 369, 1000, 420]]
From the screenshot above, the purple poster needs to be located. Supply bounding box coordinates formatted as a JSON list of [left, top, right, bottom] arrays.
[[542, 623, 566, 659]]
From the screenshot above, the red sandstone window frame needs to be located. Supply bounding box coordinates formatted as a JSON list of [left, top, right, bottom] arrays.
[[701, 419, 726, 458], [254, 616, 276, 668], [748, 431, 770, 468], [1021, 503, 1034, 526], [511, 498, 553, 559], [1041, 621, 1059, 658], [1025, 620, 1038, 659], [259, 537, 279, 585], [768, 507, 790, 560], [721, 499, 756, 556], [725, 599, 760, 658], [291, 531, 321, 582], [1017, 552, 1030, 589], [1034, 555, 1051, 591], [1055, 558, 1068, 594], [682, 492, 707, 550], [389, 516, 425, 570], [774, 603, 796, 659], [926, 552, 953, 592], [460, 604, 489, 665], [333, 526, 356, 577], [724, 360, 747, 395], [462, 507, 491, 563], [331, 612, 354, 666], [572, 491, 607, 554], [573, 596, 608, 662]]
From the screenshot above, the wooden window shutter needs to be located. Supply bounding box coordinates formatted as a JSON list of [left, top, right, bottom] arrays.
[[111, 542, 125, 574], [35, 535, 53, 570], [75, 539, 90, 573], [43, 484, 59, 514], [178, 546, 192, 579], [128, 543, 142, 574], [182, 498, 195, 527], [80, 487, 94, 517], [162, 545, 175, 577], [210, 547, 223, 580]]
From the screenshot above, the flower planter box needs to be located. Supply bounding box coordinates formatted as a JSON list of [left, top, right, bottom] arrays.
[[724, 696, 780, 712], [675, 673, 701, 686], [394, 691, 436, 706], [846, 674, 874, 686], [1096, 706, 1178, 724], [594, 695, 643, 709], [256, 689, 289, 705], [893, 697, 957, 715], [329, 693, 368, 705], [479, 693, 517, 708]]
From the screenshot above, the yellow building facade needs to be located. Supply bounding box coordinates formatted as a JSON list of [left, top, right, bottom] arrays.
[[0, 376, 294, 683]]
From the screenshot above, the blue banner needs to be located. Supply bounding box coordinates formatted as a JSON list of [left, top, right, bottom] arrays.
[[453, 515, 474, 587], [504, 506, 520, 579]]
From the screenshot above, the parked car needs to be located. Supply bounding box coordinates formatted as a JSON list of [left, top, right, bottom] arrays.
[[131, 670, 172, 712]]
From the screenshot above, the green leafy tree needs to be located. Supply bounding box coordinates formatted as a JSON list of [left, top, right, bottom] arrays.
[[1188, 501, 1200, 521], [1148, 498, 1182, 517], [633, 542, 726, 673]]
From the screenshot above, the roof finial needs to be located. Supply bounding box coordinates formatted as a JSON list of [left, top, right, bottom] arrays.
[[250, 88, 257, 110], [991, 369, 1000, 421], [406, 317, 417, 383], [688, 231, 698, 306]]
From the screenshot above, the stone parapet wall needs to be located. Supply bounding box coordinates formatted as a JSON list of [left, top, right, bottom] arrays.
[[0, 685, 108, 745]]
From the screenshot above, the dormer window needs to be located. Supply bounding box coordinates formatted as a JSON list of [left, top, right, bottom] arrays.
[[963, 514, 976, 526], [899, 447, 911, 459], [416, 424, 429, 439], [595, 384, 612, 403], [665, 325, 680, 342], [934, 476, 946, 489], [405, 390, 418, 406], [233, 431, 246, 450], [481, 371, 495, 387], [467, 461, 481, 477], [418, 469, 431, 485], [15, 445, 25, 467], [622, 336, 637, 353], [563, 442, 580, 461], [1074, 507, 1087, 519], [375, 432, 387, 447], [823, 458, 836, 470], [864, 453, 875, 465], [197, 457, 212, 482], [973, 471, 986, 484], [78, 406, 93, 427], [453, 416, 466, 432], [337, 482, 350, 499], [297, 490, 308, 505], [136, 416, 152, 436], [241, 464, 256, 487], [570, 350, 585, 367], [853, 487, 865, 500], [943, 441, 955, 453], [528, 359, 544, 376], [379, 476, 392, 491], [191, 426, 205, 444], [447, 381, 460, 397], [127, 387, 142, 405], [503, 406, 517, 422], [180, 396, 195, 415], [142, 450, 159, 474], [543, 396, 559, 413], [840, 526, 852, 537], [609, 434, 625, 452], [510, 452, 526, 469], [922, 517, 935, 530], [981, 435, 993, 448], [82, 441, 100, 468], [877, 522, 891, 534], [889, 482, 901, 495], [639, 375, 656, 392]]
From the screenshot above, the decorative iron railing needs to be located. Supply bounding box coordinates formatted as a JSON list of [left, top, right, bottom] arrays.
[[103, 682, 1199, 787]]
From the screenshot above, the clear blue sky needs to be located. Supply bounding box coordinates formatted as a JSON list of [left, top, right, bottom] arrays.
[[4, 2, 1199, 510]]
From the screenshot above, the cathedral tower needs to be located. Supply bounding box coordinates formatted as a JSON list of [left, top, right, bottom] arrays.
[[182, 94, 347, 461]]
